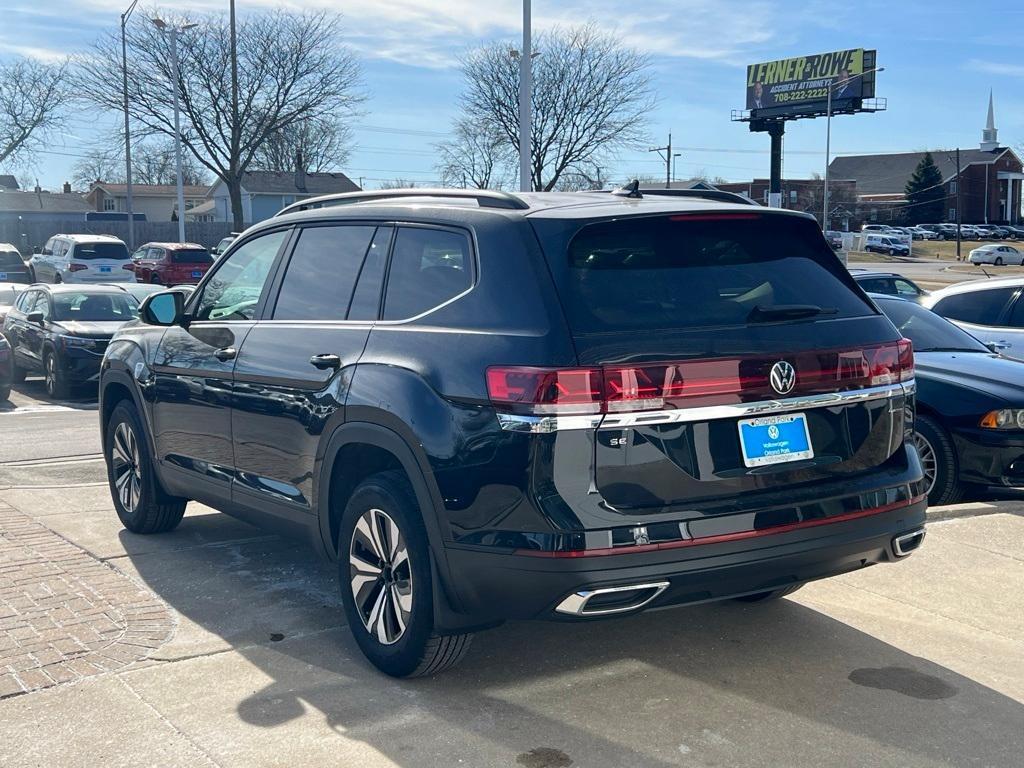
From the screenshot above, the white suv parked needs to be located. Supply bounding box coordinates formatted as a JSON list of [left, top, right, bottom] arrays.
[[29, 234, 133, 284]]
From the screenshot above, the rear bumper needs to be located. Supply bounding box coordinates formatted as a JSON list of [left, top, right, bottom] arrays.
[[442, 499, 926, 622]]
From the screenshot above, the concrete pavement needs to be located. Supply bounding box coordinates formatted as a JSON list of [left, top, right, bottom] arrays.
[[0, 381, 1022, 767]]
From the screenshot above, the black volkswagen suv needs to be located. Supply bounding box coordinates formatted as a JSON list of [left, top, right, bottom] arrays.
[[99, 188, 926, 677]]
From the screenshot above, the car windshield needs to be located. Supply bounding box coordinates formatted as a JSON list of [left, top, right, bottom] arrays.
[[876, 297, 989, 353], [52, 291, 139, 321], [72, 242, 130, 261]]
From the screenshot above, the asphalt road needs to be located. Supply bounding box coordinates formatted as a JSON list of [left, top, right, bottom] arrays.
[[850, 257, 1024, 291]]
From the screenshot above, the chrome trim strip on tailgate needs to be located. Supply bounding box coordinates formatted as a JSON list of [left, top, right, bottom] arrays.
[[497, 380, 913, 433]]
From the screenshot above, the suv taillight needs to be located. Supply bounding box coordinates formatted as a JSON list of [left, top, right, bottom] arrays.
[[487, 341, 915, 416], [68, 263, 88, 272]]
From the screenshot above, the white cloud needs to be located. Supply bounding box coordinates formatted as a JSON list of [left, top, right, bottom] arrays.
[[966, 58, 1024, 78], [0, 42, 67, 63]]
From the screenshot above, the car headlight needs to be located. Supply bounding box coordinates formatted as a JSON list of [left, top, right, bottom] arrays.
[[979, 409, 1024, 429], [61, 336, 98, 350]]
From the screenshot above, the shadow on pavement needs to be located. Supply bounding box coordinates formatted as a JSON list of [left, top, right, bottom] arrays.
[[120, 510, 1024, 768]]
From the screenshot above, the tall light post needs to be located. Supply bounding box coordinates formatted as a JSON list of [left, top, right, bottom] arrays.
[[823, 66, 884, 230], [518, 0, 532, 192], [152, 18, 197, 243], [121, 0, 139, 250]]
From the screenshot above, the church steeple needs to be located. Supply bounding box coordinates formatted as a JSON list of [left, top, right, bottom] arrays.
[[981, 89, 999, 151]]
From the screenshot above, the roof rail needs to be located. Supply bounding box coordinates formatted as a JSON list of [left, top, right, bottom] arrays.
[[586, 188, 758, 206], [275, 188, 530, 217]]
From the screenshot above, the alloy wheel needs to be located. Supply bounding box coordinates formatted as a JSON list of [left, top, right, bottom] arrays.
[[111, 421, 142, 513], [349, 507, 413, 645], [44, 356, 58, 398], [913, 432, 937, 497]]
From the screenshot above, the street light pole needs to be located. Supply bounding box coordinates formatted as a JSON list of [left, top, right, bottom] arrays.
[[823, 66, 884, 230], [518, 0, 532, 192], [120, 0, 139, 251], [153, 18, 196, 243]]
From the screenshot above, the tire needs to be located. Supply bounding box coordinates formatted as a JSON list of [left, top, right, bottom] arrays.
[[53, 273, 62, 284], [104, 400, 186, 534], [734, 583, 804, 603], [150, 274, 162, 285], [0, 385, 9, 402], [995, 257, 1004, 266], [43, 349, 70, 400], [338, 470, 472, 677], [913, 413, 963, 506], [889, 248, 897, 256]]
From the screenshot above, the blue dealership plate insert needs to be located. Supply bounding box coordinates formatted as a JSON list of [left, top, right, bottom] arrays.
[[738, 413, 814, 468], [192, 271, 202, 278]]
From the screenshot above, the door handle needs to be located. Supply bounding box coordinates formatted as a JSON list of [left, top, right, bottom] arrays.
[[309, 353, 341, 370], [214, 347, 237, 361]]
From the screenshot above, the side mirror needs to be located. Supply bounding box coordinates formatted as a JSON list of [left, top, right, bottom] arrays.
[[140, 290, 186, 326], [26, 311, 44, 325], [32, 246, 41, 254]]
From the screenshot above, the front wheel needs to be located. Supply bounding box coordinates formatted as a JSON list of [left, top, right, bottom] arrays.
[[43, 350, 70, 400], [889, 248, 898, 256], [995, 257, 1004, 266], [104, 401, 186, 533], [913, 414, 963, 506], [339, 471, 472, 677]]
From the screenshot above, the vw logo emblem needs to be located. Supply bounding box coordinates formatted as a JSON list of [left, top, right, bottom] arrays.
[[768, 424, 780, 440], [769, 361, 796, 395]]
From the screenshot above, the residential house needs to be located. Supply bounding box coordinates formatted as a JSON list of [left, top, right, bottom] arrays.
[[0, 175, 19, 191], [0, 188, 92, 222], [828, 92, 1023, 224], [207, 169, 361, 224], [85, 182, 212, 222]]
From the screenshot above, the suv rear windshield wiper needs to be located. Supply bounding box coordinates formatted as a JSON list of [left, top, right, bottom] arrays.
[[747, 304, 838, 323]]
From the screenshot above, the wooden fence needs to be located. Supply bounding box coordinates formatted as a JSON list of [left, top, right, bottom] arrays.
[[0, 219, 240, 254]]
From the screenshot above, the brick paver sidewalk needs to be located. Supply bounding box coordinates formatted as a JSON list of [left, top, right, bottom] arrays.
[[0, 504, 173, 698]]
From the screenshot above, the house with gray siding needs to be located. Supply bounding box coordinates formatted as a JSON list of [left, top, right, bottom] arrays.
[[207, 170, 360, 224]]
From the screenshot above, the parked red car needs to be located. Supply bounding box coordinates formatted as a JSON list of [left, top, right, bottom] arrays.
[[128, 242, 213, 285]]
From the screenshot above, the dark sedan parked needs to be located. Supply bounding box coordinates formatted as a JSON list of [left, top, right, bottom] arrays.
[[2, 284, 138, 398], [874, 293, 1024, 505], [0, 245, 31, 284], [0, 334, 12, 401], [851, 271, 929, 303]]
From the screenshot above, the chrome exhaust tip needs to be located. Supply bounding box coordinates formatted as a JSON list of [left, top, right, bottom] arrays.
[[555, 581, 670, 617], [893, 528, 926, 557]]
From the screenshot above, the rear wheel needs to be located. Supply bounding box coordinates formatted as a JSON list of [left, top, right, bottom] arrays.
[[995, 256, 1004, 266], [734, 584, 804, 603], [339, 471, 472, 677], [53, 273, 62, 284], [889, 248, 897, 256], [150, 274, 162, 284], [43, 350, 70, 400], [913, 414, 963, 506], [104, 401, 186, 533]]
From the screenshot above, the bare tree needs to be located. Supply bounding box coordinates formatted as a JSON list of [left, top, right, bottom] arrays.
[[252, 117, 351, 173], [377, 179, 419, 189], [72, 138, 207, 188], [76, 8, 363, 228], [458, 25, 654, 191], [0, 57, 70, 166], [435, 119, 512, 189], [72, 147, 125, 188]]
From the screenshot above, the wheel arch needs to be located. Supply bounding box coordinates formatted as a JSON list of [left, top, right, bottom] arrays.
[[319, 420, 480, 630]]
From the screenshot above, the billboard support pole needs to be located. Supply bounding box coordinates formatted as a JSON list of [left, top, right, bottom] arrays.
[[823, 87, 832, 229], [768, 122, 784, 208]]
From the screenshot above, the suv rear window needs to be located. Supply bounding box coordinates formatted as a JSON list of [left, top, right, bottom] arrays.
[[170, 249, 213, 264], [72, 242, 130, 261], [560, 214, 872, 333]]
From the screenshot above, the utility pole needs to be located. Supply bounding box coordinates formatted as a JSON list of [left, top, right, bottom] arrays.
[[956, 147, 962, 262], [120, 0, 139, 250], [518, 0, 532, 192], [649, 133, 672, 189], [230, 0, 240, 221], [152, 18, 197, 243]]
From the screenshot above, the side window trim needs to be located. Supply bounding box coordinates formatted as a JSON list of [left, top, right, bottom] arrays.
[[378, 222, 478, 325], [347, 224, 394, 322], [186, 226, 295, 323]]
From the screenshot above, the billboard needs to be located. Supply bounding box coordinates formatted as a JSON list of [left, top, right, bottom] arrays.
[[746, 49, 876, 118]]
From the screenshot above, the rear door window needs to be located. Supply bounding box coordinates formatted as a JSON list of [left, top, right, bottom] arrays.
[[931, 287, 1018, 326], [555, 214, 872, 333], [382, 227, 473, 321], [272, 225, 376, 321]]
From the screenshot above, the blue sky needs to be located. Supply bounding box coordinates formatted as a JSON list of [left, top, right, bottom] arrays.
[[3, 0, 1023, 190]]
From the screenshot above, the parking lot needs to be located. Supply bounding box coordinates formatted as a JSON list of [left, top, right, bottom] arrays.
[[0, 375, 1022, 768]]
